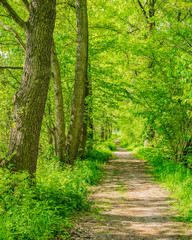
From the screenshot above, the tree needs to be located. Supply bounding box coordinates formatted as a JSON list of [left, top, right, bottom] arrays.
[[51, 41, 66, 162], [0, 0, 56, 176], [66, 0, 88, 164]]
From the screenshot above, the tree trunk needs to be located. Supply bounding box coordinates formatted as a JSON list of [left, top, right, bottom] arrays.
[[87, 77, 94, 150], [78, 82, 89, 159], [51, 41, 66, 162], [79, 63, 94, 157], [7, 0, 56, 176], [101, 125, 105, 140], [66, 0, 88, 164], [105, 120, 108, 140]]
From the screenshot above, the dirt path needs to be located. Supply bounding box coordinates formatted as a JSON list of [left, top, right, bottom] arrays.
[[69, 147, 192, 240]]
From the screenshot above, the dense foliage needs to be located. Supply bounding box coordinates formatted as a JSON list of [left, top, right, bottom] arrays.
[[0, 1, 191, 160], [0, 141, 115, 239]]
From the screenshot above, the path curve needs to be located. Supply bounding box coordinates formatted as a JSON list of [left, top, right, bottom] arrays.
[[69, 147, 192, 240]]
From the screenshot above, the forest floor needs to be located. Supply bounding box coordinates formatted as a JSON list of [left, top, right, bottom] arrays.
[[68, 146, 192, 240]]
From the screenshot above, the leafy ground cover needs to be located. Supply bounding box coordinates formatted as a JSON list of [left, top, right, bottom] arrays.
[[0, 140, 116, 240], [136, 147, 192, 224]]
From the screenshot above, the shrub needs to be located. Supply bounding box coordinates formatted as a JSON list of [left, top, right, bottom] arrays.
[[0, 141, 113, 239]]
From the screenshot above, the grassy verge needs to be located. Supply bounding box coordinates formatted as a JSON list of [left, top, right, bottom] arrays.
[[136, 147, 192, 223], [0, 140, 115, 240]]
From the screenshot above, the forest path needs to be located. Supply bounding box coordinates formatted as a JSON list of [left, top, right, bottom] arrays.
[[69, 146, 192, 240]]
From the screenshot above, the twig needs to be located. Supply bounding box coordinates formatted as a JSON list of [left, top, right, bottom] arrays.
[[0, 66, 23, 69], [0, 21, 26, 50]]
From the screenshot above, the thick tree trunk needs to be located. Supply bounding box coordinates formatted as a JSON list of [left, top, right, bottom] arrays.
[[51, 41, 66, 162], [7, 0, 56, 175], [66, 0, 88, 164]]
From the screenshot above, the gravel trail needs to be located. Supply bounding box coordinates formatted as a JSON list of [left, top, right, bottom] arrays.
[[69, 147, 192, 240]]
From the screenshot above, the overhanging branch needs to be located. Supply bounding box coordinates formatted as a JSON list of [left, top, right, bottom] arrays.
[[0, 0, 26, 30], [0, 22, 26, 51], [57, 1, 76, 8], [137, 0, 149, 24], [0, 66, 23, 69]]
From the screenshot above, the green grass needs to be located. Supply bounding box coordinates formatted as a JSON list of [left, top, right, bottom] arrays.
[[136, 147, 192, 223], [0, 140, 115, 240], [118, 138, 140, 151]]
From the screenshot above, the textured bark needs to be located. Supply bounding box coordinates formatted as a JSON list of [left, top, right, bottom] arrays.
[[78, 81, 89, 159], [51, 41, 66, 162], [67, 0, 88, 164], [7, 0, 56, 175], [79, 63, 94, 157]]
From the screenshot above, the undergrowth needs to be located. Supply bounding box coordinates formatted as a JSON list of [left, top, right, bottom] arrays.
[[0, 140, 115, 240], [119, 138, 138, 151], [136, 147, 192, 223]]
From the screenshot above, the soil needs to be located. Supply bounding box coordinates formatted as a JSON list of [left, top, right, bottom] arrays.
[[68, 146, 192, 240]]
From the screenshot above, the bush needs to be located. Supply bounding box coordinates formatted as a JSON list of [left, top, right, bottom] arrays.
[[0, 141, 113, 239]]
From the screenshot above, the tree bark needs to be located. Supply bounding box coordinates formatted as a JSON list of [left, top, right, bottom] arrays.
[[6, 0, 56, 176], [66, 0, 88, 164], [101, 126, 105, 140], [78, 79, 89, 159], [87, 76, 94, 150], [51, 41, 66, 162]]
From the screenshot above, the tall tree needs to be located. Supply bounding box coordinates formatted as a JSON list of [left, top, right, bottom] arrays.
[[66, 0, 88, 164], [0, 0, 56, 175], [51, 41, 66, 162]]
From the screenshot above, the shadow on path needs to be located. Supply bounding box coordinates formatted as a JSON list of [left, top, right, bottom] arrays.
[[69, 147, 192, 240]]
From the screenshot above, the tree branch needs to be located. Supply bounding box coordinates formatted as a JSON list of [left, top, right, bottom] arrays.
[[137, 0, 149, 24], [90, 25, 122, 34], [7, 69, 21, 84], [0, 42, 19, 46], [21, 0, 29, 11], [57, 1, 76, 8], [0, 0, 26, 30], [0, 22, 26, 51], [0, 66, 23, 69]]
